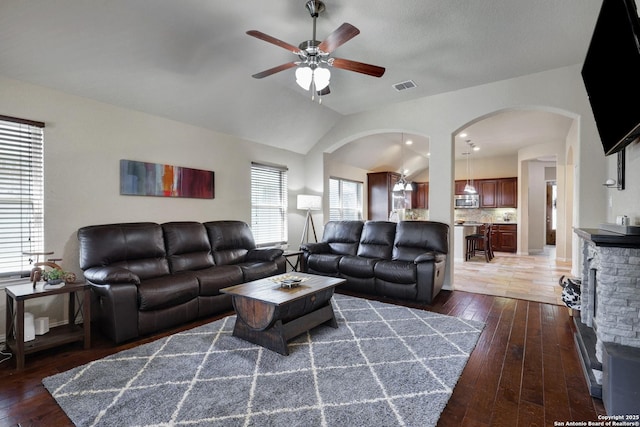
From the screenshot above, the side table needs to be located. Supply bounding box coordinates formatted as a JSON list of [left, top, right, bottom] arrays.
[[4, 282, 91, 370], [283, 250, 303, 272]]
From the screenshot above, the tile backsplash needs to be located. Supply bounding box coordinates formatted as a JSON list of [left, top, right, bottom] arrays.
[[455, 208, 517, 223]]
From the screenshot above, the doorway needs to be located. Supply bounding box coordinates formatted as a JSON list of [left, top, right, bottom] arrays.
[[546, 181, 557, 245]]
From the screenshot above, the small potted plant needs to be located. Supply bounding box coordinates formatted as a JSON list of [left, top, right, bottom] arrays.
[[42, 268, 66, 286]]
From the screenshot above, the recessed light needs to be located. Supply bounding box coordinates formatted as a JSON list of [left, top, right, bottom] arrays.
[[405, 140, 413, 145], [459, 133, 467, 138], [473, 146, 480, 151]]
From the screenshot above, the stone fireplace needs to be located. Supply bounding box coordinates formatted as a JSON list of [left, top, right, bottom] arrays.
[[574, 228, 640, 415]]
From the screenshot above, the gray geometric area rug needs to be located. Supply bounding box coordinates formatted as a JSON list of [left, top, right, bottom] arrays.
[[43, 294, 484, 427]]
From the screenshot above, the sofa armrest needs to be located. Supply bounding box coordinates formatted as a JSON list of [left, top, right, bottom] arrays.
[[83, 266, 141, 285], [414, 251, 447, 264], [300, 242, 330, 253], [246, 248, 284, 262]]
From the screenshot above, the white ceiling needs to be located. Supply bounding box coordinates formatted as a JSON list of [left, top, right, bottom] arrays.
[[0, 0, 600, 169]]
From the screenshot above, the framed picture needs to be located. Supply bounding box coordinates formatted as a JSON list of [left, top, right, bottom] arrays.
[[120, 159, 215, 199]]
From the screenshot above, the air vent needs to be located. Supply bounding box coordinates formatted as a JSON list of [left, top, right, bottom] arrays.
[[392, 80, 417, 92]]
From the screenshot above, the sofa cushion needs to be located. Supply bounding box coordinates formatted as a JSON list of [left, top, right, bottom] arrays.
[[162, 222, 215, 272], [240, 261, 280, 282], [192, 265, 244, 296], [137, 273, 199, 311], [322, 221, 364, 256], [357, 221, 396, 259], [307, 253, 343, 275], [204, 221, 256, 265], [339, 256, 378, 278], [374, 260, 417, 284], [78, 222, 165, 270], [392, 221, 449, 261], [110, 258, 170, 281]]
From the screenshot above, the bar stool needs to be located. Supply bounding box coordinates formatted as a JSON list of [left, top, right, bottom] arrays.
[[465, 223, 494, 262]]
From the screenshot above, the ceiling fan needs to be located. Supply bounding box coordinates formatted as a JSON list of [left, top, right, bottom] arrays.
[[247, 0, 386, 99]]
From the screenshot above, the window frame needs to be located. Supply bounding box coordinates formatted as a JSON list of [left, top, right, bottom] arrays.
[[250, 162, 288, 247], [329, 176, 363, 221], [0, 115, 45, 278]]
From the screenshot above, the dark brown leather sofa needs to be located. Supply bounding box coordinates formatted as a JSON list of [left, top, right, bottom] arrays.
[[78, 220, 285, 343], [300, 220, 449, 303]]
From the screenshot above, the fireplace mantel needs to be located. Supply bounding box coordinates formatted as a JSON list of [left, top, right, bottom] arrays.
[[574, 227, 640, 248]]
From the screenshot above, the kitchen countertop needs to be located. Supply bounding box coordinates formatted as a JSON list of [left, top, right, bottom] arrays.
[[454, 222, 517, 226]]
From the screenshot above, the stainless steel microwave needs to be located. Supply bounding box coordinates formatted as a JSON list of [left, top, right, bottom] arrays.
[[454, 194, 479, 209]]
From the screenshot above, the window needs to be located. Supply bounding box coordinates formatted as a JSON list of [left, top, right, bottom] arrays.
[[329, 177, 363, 221], [0, 115, 45, 277], [251, 162, 288, 246]]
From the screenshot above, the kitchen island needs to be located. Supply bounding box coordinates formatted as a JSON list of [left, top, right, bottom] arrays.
[[453, 223, 481, 261]]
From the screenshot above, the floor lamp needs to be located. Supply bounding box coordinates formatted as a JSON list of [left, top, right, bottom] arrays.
[[297, 194, 322, 245]]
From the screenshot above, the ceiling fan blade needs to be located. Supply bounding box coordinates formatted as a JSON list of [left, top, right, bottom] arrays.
[[317, 86, 330, 96], [251, 62, 297, 79], [318, 23, 360, 53], [246, 30, 303, 55], [330, 57, 386, 77]]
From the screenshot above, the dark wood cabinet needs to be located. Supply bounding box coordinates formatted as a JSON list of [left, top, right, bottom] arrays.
[[367, 172, 411, 220], [412, 182, 429, 209], [478, 223, 517, 253], [488, 223, 517, 252], [456, 177, 517, 208], [498, 177, 517, 208], [478, 180, 498, 208], [454, 180, 467, 195]]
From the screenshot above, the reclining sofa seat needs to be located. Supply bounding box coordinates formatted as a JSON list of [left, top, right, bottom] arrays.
[[78, 220, 285, 343], [301, 220, 449, 303]]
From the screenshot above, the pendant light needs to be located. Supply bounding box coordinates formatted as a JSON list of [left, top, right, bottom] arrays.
[[393, 133, 413, 192], [463, 140, 477, 194]]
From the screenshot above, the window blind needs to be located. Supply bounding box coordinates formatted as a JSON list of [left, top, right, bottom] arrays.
[[329, 177, 363, 221], [251, 162, 288, 246], [0, 115, 45, 276]]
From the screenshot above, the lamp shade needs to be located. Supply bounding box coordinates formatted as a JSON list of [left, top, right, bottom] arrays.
[[313, 67, 331, 90], [297, 194, 322, 210], [295, 67, 313, 90]]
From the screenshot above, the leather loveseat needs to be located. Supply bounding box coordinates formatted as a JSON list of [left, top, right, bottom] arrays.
[[78, 220, 285, 343], [300, 220, 449, 303]]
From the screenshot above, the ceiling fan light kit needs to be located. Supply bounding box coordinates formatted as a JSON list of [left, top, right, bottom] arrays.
[[247, 0, 385, 100]]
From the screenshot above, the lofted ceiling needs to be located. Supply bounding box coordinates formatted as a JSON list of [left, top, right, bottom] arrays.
[[0, 0, 601, 165]]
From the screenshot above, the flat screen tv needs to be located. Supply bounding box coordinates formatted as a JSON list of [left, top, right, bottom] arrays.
[[581, 0, 640, 156]]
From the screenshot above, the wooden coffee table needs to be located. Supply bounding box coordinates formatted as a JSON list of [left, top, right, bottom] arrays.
[[221, 273, 345, 355]]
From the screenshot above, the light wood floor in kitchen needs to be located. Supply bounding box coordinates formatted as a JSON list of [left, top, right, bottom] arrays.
[[453, 246, 572, 306]]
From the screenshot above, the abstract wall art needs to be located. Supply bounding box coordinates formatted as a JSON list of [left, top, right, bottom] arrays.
[[120, 159, 215, 199]]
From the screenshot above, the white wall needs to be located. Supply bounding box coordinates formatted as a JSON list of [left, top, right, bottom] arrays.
[[0, 75, 307, 335], [454, 154, 518, 180]]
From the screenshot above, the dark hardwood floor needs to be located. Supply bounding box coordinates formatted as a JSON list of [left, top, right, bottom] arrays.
[[0, 290, 605, 426]]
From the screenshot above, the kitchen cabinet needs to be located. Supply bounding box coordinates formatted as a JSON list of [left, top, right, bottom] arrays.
[[478, 180, 498, 208], [367, 172, 411, 220], [454, 180, 468, 195], [495, 224, 517, 252], [497, 177, 517, 207], [481, 223, 517, 252], [457, 177, 517, 208], [412, 182, 429, 209]]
